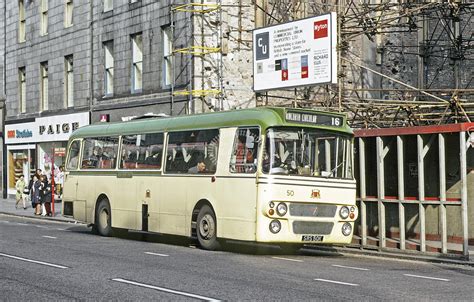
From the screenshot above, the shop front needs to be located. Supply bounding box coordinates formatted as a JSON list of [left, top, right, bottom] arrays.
[[4, 112, 89, 196]]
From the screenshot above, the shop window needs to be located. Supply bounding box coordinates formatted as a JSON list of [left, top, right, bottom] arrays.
[[166, 130, 219, 174], [104, 0, 113, 12], [81, 137, 119, 169], [67, 140, 81, 170], [120, 133, 163, 170], [230, 127, 259, 173]]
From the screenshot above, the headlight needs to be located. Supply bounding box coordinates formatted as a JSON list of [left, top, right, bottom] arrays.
[[342, 222, 352, 236], [269, 220, 281, 234], [339, 206, 350, 219], [276, 203, 288, 216]]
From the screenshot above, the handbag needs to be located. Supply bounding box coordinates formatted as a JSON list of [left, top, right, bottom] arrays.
[[23, 188, 30, 194]]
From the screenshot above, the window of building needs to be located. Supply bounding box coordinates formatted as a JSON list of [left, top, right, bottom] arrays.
[[104, 0, 113, 12], [19, 0, 26, 42], [230, 128, 259, 173], [162, 26, 172, 87], [64, 0, 73, 27], [64, 55, 74, 107], [40, 0, 48, 36], [166, 130, 219, 174], [131, 33, 143, 93], [19, 67, 26, 113], [130, 0, 139, 3], [81, 137, 119, 169], [40, 62, 49, 111], [66, 140, 81, 170], [104, 41, 114, 96], [120, 133, 163, 170]]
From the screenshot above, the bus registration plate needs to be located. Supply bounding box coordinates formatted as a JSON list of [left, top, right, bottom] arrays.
[[302, 235, 324, 242]]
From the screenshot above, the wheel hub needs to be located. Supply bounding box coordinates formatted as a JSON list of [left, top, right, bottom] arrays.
[[199, 214, 215, 240]]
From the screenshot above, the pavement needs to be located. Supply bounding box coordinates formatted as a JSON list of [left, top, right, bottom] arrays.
[[1, 196, 472, 266], [0, 196, 77, 223]]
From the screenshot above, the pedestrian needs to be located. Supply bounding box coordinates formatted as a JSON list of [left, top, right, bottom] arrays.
[[40, 175, 53, 216], [15, 175, 27, 210], [31, 175, 42, 215], [55, 165, 65, 199]]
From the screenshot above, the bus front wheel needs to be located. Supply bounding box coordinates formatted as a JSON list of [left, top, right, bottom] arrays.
[[196, 205, 220, 250], [95, 199, 112, 237]]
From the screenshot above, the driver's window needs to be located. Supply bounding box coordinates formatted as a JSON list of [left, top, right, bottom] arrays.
[[229, 127, 259, 173], [66, 140, 81, 170]]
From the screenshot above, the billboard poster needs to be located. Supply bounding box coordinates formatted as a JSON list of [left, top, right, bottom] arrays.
[[253, 13, 337, 91]]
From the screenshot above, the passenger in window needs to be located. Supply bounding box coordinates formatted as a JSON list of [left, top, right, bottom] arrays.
[[188, 160, 207, 173], [145, 146, 161, 166]]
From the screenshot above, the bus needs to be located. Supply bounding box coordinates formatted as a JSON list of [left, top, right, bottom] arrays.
[[62, 107, 357, 250]]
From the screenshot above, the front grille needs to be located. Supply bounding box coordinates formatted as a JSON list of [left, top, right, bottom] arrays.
[[292, 221, 334, 235], [289, 203, 337, 218]]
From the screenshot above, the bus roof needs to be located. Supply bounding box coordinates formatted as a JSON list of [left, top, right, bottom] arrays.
[[70, 107, 353, 139]]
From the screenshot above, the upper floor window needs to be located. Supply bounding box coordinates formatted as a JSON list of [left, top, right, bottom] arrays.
[[104, 0, 113, 12], [64, 55, 74, 107], [40, 0, 48, 36], [40, 62, 49, 111], [104, 41, 114, 96], [166, 130, 219, 174], [19, 67, 26, 113], [131, 33, 143, 93], [18, 0, 26, 42], [64, 0, 73, 27], [162, 26, 172, 87]]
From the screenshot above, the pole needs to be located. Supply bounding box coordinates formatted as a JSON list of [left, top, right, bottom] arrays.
[[51, 147, 55, 217]]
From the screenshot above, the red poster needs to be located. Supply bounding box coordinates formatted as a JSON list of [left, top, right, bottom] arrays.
[[314, 20, 328, 39], [282, 70, 288, 81], [301, 66, 308, 78]]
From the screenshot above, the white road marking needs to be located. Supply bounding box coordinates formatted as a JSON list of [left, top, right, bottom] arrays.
[[112, 278, 220, 301], [332, 264, 370, 271], [403, 274, 450, 282], [314, 278, 359, 287], [42, 236, 57, 239], [145, 252, 169, 257], [272, 256, 304, 263], [16, 223, 28, 226], [35, 225, 48, 229], [0, 253, 68, 269]]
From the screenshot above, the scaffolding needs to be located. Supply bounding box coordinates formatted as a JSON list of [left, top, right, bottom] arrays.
[[171, 1, 223, 114], [254, 0, 474, 128]]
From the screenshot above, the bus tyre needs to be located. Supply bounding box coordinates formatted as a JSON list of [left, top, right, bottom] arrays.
[[96, 199, 112, 237], [196, 205, 220, 251]]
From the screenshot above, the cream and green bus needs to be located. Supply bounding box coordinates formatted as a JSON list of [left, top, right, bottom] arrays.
[[63, 107, 357, 250]]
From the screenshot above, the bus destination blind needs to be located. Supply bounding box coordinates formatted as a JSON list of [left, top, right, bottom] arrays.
[[285, 111, 343, 127]]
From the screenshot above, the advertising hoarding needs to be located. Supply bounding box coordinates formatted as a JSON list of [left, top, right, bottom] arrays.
[[253, 13, 337, 91]]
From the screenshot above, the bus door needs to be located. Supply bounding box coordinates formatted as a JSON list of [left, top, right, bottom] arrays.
[[63, 140, 81, 217]]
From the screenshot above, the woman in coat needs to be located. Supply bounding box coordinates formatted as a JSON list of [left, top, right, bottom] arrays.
[[31, 175, 42, 215], [40, 175, 52, 216]]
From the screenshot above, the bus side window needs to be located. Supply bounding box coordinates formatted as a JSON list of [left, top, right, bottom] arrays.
[[120, 133, 163, 170], [230, 127, 259, 173], [66, 140, 81, 170], [81, 137, 119, 169], [166, 129, 219, 174]]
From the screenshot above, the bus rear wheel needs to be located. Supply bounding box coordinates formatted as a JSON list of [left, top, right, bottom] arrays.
[[196, 205, 220, 250], [95, 199, 112, 237]]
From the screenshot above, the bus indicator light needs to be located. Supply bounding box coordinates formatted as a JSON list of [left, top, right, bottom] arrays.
[[268, 208, 275, 216]]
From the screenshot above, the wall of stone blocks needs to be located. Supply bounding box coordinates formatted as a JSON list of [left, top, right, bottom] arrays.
[[4, 0, 92, 121]]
